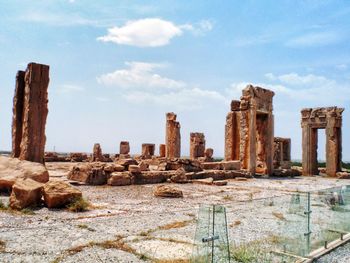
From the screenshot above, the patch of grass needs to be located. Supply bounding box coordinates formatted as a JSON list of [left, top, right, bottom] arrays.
[[272, 211, 286, 220], [230, 220, 242, 228], [158, 220, 193, 231], [231, 244, 257, 263], [67, 197, 90, 212], [21, 208, 35, 215]]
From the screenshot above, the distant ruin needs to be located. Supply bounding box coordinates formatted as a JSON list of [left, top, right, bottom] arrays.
[[225, 85, 274, 175], [12, 63, 50, 164], [142, 143, 155, 158], [273, 137, 291, 169], [190, 132, 205, 159], [165, 112, 181, 158], [301, 107, 344, 177]]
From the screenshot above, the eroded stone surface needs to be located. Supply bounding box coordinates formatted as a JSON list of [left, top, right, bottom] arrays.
[[12, 63, 50, 164], [43, 181, 82, 208], [9, 178, 44, 210], [190, 133, 205, 159], [165, 112, 181, 158]]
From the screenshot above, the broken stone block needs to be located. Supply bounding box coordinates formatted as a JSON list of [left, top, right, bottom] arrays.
[[159, 144, 166, 157], [9, 178, 44, 210], [138, 161, 149, 171], [67, 164, 107, 185], [153, 185, 183, 198], [108, 172, 131, 186], [92, 143, 105, 162], [192, 178, 214, 185], [43, 181, 82, 208], [190, 133, 206, 159], [213, 180, 228, 186], [141, 143, 155, 158], [166, 112, 181, 158], [221, 161, 241, 170], [170, 168, 189, 183], [0, 156, 49, 191], [129, 165, 141, 174], [120, 141, 130, 155]]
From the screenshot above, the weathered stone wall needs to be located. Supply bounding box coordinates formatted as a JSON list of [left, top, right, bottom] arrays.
[[142, 143, 155, 158], [190, 132, 205, 159], [12, 71, 26, 158], [273, 137, 291, 169], [224, 85, 274, 175], [92, 143, 104, 162], [301, 107, 344, 177], [120, 141, 130, 155], [159, 144, 166, 157], [12, 63, 50, 164], [165, 112, 181, 158]]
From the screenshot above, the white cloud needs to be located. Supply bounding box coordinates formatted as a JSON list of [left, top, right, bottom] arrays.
[[97, 18, 213, 47], [97, 62, 185, 90], [336, 64, 348, 70], [264, 72, 335, 87], [286, 32, 342, 48], [98, 61, 225, 110], [56, 84, 85, 93]]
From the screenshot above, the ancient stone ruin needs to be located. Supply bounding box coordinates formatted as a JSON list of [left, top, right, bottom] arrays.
[[142, 143, 155, 158], [273, 137, 291, 169], [225, 85, 274, 175], [12, 62, 50, 164], [159, 144, 166, 157], [190, 132, 206, 159], [165, 112, 181, 159], [120, 141, 130, 155], [92, 143, 104, 162], [301, 107, 344, 177]]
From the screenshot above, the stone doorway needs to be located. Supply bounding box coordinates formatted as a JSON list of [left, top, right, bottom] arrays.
[[301, 107, 343, 177]]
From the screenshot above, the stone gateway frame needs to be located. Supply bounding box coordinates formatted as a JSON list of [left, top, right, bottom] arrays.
[[301, 107, 344, 177]]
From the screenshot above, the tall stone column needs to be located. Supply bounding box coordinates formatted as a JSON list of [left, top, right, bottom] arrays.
[[165, 112, 181, 158], [302, 125, 318, 176], [326, 117, 341, 177], [15, 63, 49, 164], [248, 106, 256, 174], [266, 113, 274, 175], [224, 111, 240, 161], [12, 71, 26, 158], [190, 132, 205, 159]]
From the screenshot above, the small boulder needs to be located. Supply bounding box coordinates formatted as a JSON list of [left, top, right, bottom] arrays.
[[43, 181, 82, 208], [9, 179, 44, 210], [213, 180, 228, 186], [170, 168, 189, 183], [129, 165, 141, 174], [153, 185, 183, 198], [0, 156, 49, 191], [192, 178, 214, 185], [108, 172, 132, 186]]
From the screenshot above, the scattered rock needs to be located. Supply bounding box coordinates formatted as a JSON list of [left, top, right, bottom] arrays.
[[153, 185, 183, 198], [43, 181, 82, 208], [235, 177, 248, 181], [337, 172, 350, 179], [108, 172, 132, 186], [67, 164, 107, 185], [192, 178, 214, 185], [9, 179, 44, 210], [0, 156, 49, 191], [170, 168, 189, 183], [129, 165, 141, 174], [213, 180, 228, 186]]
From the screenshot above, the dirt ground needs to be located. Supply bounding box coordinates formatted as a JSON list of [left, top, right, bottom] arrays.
[[0, 162, 349, 263]]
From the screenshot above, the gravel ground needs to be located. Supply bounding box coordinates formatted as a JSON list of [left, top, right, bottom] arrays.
[[0, 162, 349, 262], [316, 242, 350, 263]]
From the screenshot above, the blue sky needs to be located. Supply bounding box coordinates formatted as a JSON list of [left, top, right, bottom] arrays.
[[0, 0, 349, 160]]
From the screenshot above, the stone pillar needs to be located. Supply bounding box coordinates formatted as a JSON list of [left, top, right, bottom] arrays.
[[12, 71, 26, 158], [190, 132, 205, 159], [247, 106, 257, 175], [92, 143, 104, 162], [142, 143, 155, 158], [16, 63, 50, 164], [326, 116, 341, 177], [120, 141, 130, 155], [159, 144, 166, 157], [204, 148, 214, 162], [224, 109, 240, 161], [266, 113, 274, 175], [302, 125, 318, 176], [165, 112, 181, 158]]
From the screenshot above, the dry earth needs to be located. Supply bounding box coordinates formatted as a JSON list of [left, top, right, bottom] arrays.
[[0, 162, 349, 263]]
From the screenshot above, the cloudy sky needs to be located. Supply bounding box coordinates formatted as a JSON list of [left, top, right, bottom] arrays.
[[0, 0, 349, 160]]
